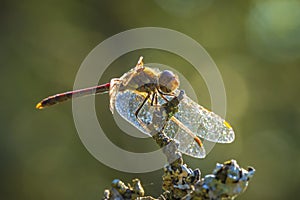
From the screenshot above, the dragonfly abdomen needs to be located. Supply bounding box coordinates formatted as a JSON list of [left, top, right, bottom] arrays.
[[36, 83, 110, 109], [37, 92, 72, 109]]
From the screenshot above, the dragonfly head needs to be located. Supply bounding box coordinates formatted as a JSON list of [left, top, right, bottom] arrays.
[[158, 70, 180, 94]]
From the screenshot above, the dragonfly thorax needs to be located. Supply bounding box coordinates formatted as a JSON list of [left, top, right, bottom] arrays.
[[158, 70, 180, 94]]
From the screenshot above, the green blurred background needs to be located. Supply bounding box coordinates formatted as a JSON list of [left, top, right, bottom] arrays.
[[1, 0, 300, 199]]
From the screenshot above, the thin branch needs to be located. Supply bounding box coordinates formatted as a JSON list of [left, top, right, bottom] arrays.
[[102, 131, 255, 200]]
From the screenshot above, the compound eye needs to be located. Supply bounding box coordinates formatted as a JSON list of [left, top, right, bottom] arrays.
[[158, 70, 180, 93]]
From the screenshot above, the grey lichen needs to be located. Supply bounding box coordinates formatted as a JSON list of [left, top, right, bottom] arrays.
[[183, 160, 255, 200], [102, 131, 255, 200], [103, 178, 145, 200]]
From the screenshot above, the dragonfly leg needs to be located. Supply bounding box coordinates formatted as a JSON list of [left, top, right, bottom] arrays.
[[135, 92, 151, 123], [158, 92, 170, 103], [150, 92, 157, 106], [134, 92, 154, 132], [157, 89, 178, 103]]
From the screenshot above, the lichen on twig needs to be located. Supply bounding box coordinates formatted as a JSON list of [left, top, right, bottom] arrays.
[[102, 130, 255, 200]]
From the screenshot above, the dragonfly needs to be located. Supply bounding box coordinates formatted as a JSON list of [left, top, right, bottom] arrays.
[[36, 57, 235, 158]]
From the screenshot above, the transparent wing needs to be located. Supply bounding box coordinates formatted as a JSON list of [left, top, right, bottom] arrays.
[[173, 93, 235, 144], [114, 90, 207, 158], [114, 90, 153, 136], [163, 117, 206, 158]]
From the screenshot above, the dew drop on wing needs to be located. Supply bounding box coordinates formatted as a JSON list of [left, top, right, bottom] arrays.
[[163, 119, 206, 158], [115, 90, 152, 136], [173, 93, 235, 143]]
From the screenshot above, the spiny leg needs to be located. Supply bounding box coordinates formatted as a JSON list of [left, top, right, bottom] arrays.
[[157, 88, 178, 103], [158, 93, 169, 102], [150, 92, 157, 106], [135, 92, 151, 128]]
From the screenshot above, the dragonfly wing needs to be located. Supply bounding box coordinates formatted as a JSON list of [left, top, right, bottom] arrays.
[[174, 93, 235, 143], [114, 90, 206, 158], [114, 90, 153, 136], [163, 119, 206, 158], [113, 89, 231, 158]]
